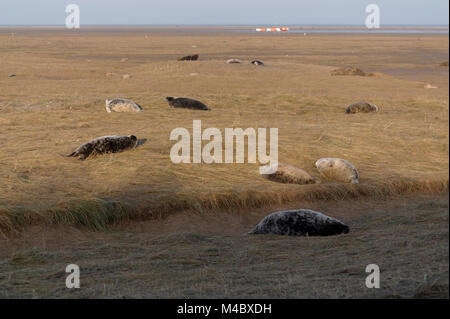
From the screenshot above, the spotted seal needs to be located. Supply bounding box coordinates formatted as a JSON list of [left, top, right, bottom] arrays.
[[345, 102, 378, 114], [105, 98, 143, 113], [248, 209, 349, 236], [64, 135, 138, 160]]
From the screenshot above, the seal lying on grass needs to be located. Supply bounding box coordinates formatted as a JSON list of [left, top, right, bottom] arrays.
[[105, 98, 143, 113], [345, 101, 378, 114], [177, 54, 199, 61], [166, 97, 211, 110], [261, 162, 319, 185], [315, 158, 360, 184], [64, 135, 138, 160], [251, 60, 264, 66], [331, 66, 372, 76], [248, 209, 349, 236]]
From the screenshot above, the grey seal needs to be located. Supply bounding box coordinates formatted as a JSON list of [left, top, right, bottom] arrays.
[[249, 209, 349, 236], [315, 158, 360, 184], [105, 98, 143, 113], [345, 102, 378, 114], [251, 60, 264, 66], [261, 162, 319, 185], [177, 54, 199, 61], [331, 66, 373, 76], [166, 97, 211, 111], [64, 135, 138, 160]]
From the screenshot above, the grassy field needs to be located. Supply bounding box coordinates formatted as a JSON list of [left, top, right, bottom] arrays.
[[0, 28, 448, 233], [0, 194, 448, 298], [0, 27, 448, 298]]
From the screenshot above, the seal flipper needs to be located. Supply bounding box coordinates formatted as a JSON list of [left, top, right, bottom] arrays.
[[62, 151, 77, 157]]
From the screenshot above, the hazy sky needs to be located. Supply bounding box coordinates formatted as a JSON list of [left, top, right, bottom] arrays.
[[0, 0, 448, 26]]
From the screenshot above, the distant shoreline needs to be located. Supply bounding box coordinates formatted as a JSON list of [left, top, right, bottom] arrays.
[[0, 25, 448, 34], [0, 24, 448, 27]]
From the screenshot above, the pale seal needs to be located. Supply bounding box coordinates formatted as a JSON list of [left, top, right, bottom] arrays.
[[177, 54, 199, 61], [166, 97, 211, 111], [261, 162, 319, 185], [345, 102, 378, 114], [105, 98, 143, 113], [227, 59, 242, 64], [314, 158, 360, 184], [64, 135, 138, 160], [251, 60, 264, 66], [248, 209, 349, 236]]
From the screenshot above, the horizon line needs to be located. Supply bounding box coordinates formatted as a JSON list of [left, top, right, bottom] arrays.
[[0, 23, 448, 27]]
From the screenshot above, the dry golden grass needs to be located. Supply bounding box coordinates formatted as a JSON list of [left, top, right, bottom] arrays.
[[0, 28, 448, 299], [0, 28, 448, 234]]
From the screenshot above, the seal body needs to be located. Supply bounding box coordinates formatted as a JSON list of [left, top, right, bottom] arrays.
[[249, 209, 349, 236], [251, 60, 264, 66], [227, 59, 241, 64], [166, 97, 210, 110], [315, 158, 360, 184], [331, 66, 371, 76], [65, 135, 138, 160], [177, 54, 199, 61], [345, 102, 378, 114], [261, 162, 319, 185], [105, 98, 142, 113]]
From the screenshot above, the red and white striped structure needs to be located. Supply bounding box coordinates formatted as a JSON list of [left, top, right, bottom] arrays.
[[255, 27, 289, 32]]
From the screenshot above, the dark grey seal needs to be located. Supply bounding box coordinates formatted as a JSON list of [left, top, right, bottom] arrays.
[[177, 54, 199, 61], [345, 102, 378, 114], [248, 209, 349, 236], [251, 60, 264, 66], [64, 135, 138, 160], [166, 97, 211, 111]]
